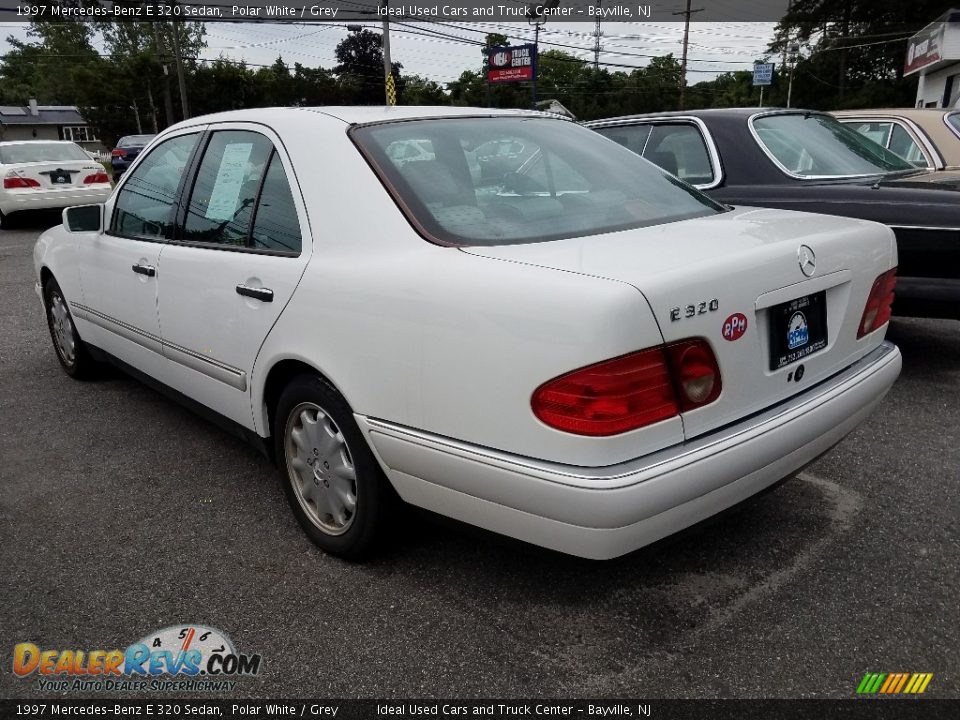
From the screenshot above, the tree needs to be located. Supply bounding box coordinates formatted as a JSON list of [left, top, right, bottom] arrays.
[[334, 28, 401, 105], [768, 0, 955, 108]]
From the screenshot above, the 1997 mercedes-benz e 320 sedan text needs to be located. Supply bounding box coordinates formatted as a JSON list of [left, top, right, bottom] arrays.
[[34, 107, 902, 560]]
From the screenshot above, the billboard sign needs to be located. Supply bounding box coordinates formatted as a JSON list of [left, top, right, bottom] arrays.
[[487, 45, 537, 84], [752, 62, 775, 86], [904, 15, 951, 76]]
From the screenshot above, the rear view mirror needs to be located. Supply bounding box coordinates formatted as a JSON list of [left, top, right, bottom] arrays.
[[63, 204, 104, 233]]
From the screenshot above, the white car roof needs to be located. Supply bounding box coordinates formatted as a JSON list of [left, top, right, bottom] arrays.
[[167, 105, 556, 131]]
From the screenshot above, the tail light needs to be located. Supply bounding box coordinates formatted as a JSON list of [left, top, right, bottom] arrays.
[[83, 171, 110, 184], [665, 339, 723, 411], [3, 172, 40, 189], [858, 268, 897, 338], [111, 148, 126, 158], [532, 339, 722, 436]]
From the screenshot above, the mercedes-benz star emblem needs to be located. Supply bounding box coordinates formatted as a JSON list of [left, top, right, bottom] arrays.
[[798, 244, 817, 277]]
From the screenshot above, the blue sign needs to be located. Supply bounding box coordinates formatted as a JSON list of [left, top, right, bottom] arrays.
[[753, 63, 775, 87]]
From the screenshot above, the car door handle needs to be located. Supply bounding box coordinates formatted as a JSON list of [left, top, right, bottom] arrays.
[[236, 284, 274, 302], [131, 263, 156, 277]]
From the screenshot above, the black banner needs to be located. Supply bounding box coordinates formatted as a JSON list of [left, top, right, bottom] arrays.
[[1, 700, 959, 720], [0, 0, 813, 23]]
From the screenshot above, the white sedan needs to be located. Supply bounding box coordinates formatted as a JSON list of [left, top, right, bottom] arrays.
[[0, 141, 111, 226], [34, 107, 902, 560]]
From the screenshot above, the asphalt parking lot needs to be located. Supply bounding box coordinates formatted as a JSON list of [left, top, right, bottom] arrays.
[[1, 214, 957, 700]]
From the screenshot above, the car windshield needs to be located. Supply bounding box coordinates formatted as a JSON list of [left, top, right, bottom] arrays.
[[118, 135, 155, 147], [352, 116, 726, 246], [0, 142, 90, 164], [752, 113, 914, 177]]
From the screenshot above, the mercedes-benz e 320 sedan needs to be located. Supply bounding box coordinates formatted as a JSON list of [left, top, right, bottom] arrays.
[[35, 107, 901, 559]]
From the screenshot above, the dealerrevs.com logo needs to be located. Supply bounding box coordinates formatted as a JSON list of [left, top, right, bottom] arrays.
[[12, 625, 262, 692]]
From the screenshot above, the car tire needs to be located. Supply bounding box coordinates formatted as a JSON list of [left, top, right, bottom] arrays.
[[274, 374, 392, 560], [113, 173, 121, 184], [43, 277, 97, 379]]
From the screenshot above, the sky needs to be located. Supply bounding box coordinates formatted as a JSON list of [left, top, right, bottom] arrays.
[[0, 19, 779, 86]]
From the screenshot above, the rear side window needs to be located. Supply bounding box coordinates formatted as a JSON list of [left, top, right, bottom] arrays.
[[643, 124, 714, 186], [251, 155, 302, 253], [111, 133, 200, 240], [888, 124, 929, 167], [594, 123, 715, 186], [180, 130, 302, 254], [594, 125, 651, 156], [182, 131, 273, 247]]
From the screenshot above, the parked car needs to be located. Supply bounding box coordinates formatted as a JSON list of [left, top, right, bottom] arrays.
[[110, 134, 156, 182], [35, 107, 901, 560], [0, 140, 111, 227], [832, 107, 960, 171], [587, 109, 960, 319]]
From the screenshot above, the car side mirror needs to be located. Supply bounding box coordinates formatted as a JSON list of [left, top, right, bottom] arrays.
[[63, 204, 104, 233]]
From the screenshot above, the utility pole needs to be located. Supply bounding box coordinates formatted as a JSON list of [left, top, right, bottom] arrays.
[[593, 0, 602, 72], [381, 0, 395, 105], [673, 0, 703, 110], [786, 43, 799, 108], [170, 20, 190, 120], [152, 23, 175, 128]]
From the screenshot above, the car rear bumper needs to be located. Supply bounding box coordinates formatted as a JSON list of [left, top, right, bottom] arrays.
[[357, 342, 901, 559], [0, 186, 111, 215]]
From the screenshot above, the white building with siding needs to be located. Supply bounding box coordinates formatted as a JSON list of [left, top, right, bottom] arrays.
[[907, 9, 960, 108]]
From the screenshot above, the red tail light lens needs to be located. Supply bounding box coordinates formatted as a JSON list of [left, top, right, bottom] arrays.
[[111, 148, 126, 158], [531, 339, 723, 436], [858, 268, 897, 338], [532, 348, 678, 436], [3, 174, 40, 189], [83, 172, 110, 184], [665, 339, 723, 411]]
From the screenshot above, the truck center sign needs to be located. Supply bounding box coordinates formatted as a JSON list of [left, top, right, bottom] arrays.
[[487, 45, 537, 83]]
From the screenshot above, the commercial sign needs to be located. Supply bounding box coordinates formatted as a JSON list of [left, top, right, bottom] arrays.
[[752, 62, 774, 86], [487, 44, 537, 84], [904, 15, 950, 75]]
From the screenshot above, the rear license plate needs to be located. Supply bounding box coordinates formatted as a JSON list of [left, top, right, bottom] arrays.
[[49, 172, 72, 185], [769, 291, 828, 370]]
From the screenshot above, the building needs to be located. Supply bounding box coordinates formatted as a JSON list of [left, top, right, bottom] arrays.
[[906, 9, 960, 108], [0, 99, 104, 153]]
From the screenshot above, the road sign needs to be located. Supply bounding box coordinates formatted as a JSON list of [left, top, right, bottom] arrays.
[[753, 63, 775, 86]]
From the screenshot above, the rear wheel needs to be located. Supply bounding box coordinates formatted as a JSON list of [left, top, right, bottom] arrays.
[[274, 374, 391, 560], [44, 278, 96, 379]]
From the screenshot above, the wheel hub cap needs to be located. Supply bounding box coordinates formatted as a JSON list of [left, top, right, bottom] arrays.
[[49, 292, 76, 365], [285, 403, 357, 536]]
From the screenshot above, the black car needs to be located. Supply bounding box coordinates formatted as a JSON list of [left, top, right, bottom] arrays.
[[110, 134, 156, 182], [586, 109, 960, 319]]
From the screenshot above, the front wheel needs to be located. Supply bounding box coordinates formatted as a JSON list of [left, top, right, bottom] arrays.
[[274, 375, 391, 560], [44, 278, 96, 379]]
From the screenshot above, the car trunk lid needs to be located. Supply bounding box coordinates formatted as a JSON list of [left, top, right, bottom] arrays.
[[461, 206, 896, 439], [4, 159, 104, 190]]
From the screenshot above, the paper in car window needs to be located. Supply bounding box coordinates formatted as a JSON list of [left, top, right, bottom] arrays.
[[206, 142, 253, 221]]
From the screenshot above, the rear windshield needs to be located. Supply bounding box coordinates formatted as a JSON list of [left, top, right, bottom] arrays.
[[352, 116, 725, 246], [118, 135, 155, 147], [0, 142, 90, 164], [752, 113, 913, 177]]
